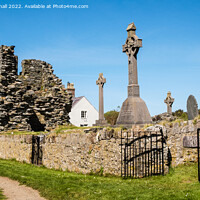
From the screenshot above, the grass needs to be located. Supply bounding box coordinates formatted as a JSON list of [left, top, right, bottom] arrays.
[[0, 125, 100, 135], [0, 189, 6, 200], [0, 125, 122, 136], [0, 160, 200, 199], [53, 125, 98, 134], [1, 129, 45, 135]]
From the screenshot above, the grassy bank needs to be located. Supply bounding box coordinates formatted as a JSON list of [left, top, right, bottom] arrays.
[[0, 159, 200, 200]]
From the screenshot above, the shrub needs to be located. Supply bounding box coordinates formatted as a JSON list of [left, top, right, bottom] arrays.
[[172, 109, 188, 121], [104, 110, 119, 125]]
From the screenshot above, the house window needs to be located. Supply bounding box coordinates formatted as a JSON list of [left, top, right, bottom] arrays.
[[80, 124, 88, 127], [81, 111, 87, 119]]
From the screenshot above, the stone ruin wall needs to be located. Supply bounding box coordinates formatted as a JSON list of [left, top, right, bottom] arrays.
[[1, 121, 198, 176], [0, 45, 72, 132]]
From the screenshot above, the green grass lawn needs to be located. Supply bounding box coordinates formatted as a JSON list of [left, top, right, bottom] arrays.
[[0, 159, 200, 200]]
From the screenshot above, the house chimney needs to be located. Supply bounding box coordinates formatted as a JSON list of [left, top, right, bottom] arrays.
[[67, 82, 75, 98]]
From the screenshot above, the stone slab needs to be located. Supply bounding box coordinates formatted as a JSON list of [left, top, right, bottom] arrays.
[[183, 136, 200, 148], [187, 95, 198, 120]]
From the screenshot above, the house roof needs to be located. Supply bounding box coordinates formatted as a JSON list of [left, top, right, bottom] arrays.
[[72, 96, 84, 108], [71, 96, 98, 113]]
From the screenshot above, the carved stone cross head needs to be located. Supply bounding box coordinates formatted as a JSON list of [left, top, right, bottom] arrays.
[[164, 91, 174, 106], [164, 91, 175, 114], [96, 73, 106, 87], [122, 22, 142, 57]]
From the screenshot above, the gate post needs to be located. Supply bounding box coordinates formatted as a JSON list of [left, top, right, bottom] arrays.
[[121, 129, 123, 177], [197, 128, 200, 182], [31, 136, 35, 164], [160, 128, 164, 176]]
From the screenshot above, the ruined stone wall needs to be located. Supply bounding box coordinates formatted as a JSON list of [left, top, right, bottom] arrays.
[[0, 45, 18, 91], [0, 45, 72, 132], [20, 59, 72, 130]]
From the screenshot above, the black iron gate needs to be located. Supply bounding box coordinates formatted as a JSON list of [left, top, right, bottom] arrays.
[[31, 135, 43, 165], [197, 128, 200, 182], [121, 129, 164, 178]]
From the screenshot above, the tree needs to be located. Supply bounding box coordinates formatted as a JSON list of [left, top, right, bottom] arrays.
[[104, 110, 119, 125]]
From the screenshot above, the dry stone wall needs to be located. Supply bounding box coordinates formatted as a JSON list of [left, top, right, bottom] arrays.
[[0, 45, 72, 132], [0, 121, 199, 175], [147, 120, 199, 167], [166, 120, 199, 166], [43, 131, 121, 175], [0, 131, 122, 175], [0, 134, 32, 163]]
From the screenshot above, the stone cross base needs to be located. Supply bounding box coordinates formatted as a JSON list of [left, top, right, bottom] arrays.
[[93, 119, 108, 126], [116, 97, 152, 125], [128, 84, 140, 97]]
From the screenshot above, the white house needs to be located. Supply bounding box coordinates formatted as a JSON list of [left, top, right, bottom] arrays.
[[69, 96, 99, 127], [67, 82, 99, 127]]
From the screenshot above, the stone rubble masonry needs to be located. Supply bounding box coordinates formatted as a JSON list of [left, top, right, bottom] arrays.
[[0, 121, 198, 175], [43, 132, 121, 174], [0, 45, 72, 132], [0, 131, 122, 175], [147, 120, 200, 166], [0, 134, 32, 163]]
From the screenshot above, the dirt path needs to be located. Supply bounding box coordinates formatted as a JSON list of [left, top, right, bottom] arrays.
[[0, 177, 46, 200]]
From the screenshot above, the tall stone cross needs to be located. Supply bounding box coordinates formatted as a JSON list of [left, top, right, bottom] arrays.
[[122, 22, 142, 97], [164, 91, 174, 114], [116, 22, 152, 125], [96, 73, 106, 121]]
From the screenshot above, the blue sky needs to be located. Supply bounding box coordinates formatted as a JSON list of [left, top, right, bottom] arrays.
[[0, 0, 200, 116]]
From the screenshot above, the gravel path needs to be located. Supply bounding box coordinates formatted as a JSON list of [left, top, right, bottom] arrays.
[[0, 177, 46, 200]]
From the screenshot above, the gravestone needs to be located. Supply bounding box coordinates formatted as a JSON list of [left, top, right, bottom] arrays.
[[116, 22, 152, 126], [94, 73, 107, 126], [183, 136, 198, 148], [187, 95, 198, 120], [164, 91, 174, 114]]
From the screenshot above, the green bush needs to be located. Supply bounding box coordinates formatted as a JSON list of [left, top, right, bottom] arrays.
[[173, 109, 188, 121], [104, 110, 119, 125]]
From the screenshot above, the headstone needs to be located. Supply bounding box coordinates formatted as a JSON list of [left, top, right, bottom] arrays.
[[183, 136, 199, 148], [164, 91, 174, 114], [116, 22, 152, 126], [187, 95, 198, 120], [94, 73, 107, 126]]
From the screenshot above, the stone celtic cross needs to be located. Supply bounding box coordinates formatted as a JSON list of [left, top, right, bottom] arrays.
[[116, 22, 152, 125], [122, 22, 142, 97], [164, 91, 174, 114], [96, 73, 106, 121]]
